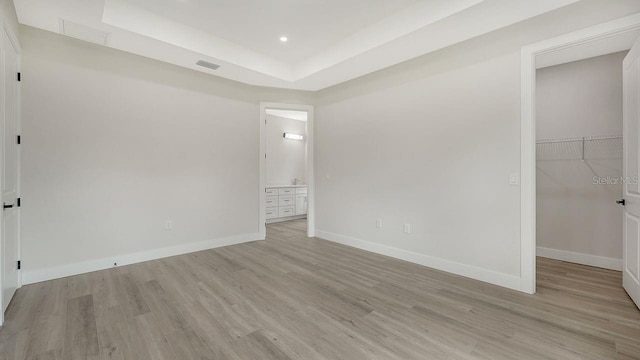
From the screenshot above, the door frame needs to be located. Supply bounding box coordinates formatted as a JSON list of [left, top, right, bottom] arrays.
[[0, 15, 22, 324], [259, 102, 315, 239], [520, 13, 640, 294]]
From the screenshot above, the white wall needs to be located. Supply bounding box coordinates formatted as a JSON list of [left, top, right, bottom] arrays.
[[536, 52, 625, 269], [537, 52, 625, 139], [1, 0, 19, 37], [313, 1, 640, 291], [19, 26, 313, 283], [266, 114, 306, 185]]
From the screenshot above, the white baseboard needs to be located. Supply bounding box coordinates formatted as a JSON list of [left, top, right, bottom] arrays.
[[21, 233, 261, 285], [537, 246, 622, 271], [315, 230, 523, 292], [266, 215, 307, 224]]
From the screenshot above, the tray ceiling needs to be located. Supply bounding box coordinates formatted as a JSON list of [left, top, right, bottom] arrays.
[[15, 0, 579, 90]]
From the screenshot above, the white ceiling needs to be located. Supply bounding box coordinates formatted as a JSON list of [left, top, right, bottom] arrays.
[[124, 0, 420, 64], [266, 109, 308, 122], [15, 0, 580, 91]]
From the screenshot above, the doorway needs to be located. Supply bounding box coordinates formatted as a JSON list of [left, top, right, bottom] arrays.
[[259, 103, 314, 239], [521, 13, 640, 309], [536, 52, 625, 272]]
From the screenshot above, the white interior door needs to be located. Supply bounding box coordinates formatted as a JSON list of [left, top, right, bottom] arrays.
[[623, 35, 640, 309], [1, 28, 20, 313]]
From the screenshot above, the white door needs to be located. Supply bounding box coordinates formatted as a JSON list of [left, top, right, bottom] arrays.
[[1, 28, 20, 313], [623, 35, 640, 309]]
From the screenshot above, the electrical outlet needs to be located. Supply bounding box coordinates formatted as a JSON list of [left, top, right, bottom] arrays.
[[165, 220, 173, 230], [376, 219, 382, 228], [403, 223, 411, 234]]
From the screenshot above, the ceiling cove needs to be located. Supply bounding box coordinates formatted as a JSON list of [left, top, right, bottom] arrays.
[[15, 0, 579, 90]]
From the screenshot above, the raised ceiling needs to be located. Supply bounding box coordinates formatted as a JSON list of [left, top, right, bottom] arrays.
[[15, 0, 579, 90], [125, 0, 420, 64]]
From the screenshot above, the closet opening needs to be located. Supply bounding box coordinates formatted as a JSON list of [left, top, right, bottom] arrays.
[[536, 52, 626, 275], [522, 16, 640, 308], [531, 29, 640, 310]]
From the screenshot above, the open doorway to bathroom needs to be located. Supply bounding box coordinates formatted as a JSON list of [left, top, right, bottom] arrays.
[[259, 103, 314, 240], [265, 108, 308, 223]]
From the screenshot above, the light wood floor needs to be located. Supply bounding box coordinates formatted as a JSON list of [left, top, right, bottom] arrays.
[[1, 219, 639, 360]]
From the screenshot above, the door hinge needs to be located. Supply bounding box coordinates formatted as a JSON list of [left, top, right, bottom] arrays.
[[17, 261, 21, 270], [17, 198, 21, 207], [17, 135, 21, 144], [17, 72, 21, 82]]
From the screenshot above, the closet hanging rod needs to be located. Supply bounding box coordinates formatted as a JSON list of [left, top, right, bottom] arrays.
[[536, 135, 622, 145]]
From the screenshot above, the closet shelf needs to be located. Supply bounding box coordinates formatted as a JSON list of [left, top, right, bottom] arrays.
[[536, 135, 622, 161]]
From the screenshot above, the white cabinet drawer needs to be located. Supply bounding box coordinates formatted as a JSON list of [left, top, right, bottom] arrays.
[[265, 188, 278, 196], [265, 208, 278, 219], [278, 188, 295, 195], [295, 187, 308, 194], [279, 195, 295, 206], [265, 196, 278, 207], [278, 206, 295, 217]]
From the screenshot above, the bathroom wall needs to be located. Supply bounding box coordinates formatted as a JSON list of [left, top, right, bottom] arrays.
[[266, 114, 307, 185]]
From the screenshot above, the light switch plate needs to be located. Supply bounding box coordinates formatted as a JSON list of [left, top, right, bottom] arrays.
[[509, 173, 520, 185]]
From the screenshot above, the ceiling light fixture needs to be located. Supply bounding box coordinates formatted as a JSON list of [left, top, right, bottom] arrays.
[[280, 36, 288, 42], [283, 133, 303, 141]]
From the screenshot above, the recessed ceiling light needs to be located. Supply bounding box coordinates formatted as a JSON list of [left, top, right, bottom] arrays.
[[280, 36, 288, 42]]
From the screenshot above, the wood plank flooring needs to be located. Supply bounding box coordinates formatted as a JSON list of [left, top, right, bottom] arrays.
[[1, 219, 639, 359]]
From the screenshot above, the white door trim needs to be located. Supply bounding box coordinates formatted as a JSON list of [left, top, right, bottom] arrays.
[[520, 13, 640, 294], [259, 102, 315, 239]]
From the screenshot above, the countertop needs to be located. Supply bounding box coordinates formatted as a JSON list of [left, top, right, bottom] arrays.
[[266, 184, 308, 188]]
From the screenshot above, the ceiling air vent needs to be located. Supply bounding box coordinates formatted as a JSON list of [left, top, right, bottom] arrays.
[[196, 60, 220, 71], [59, 19, 111, 46]]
